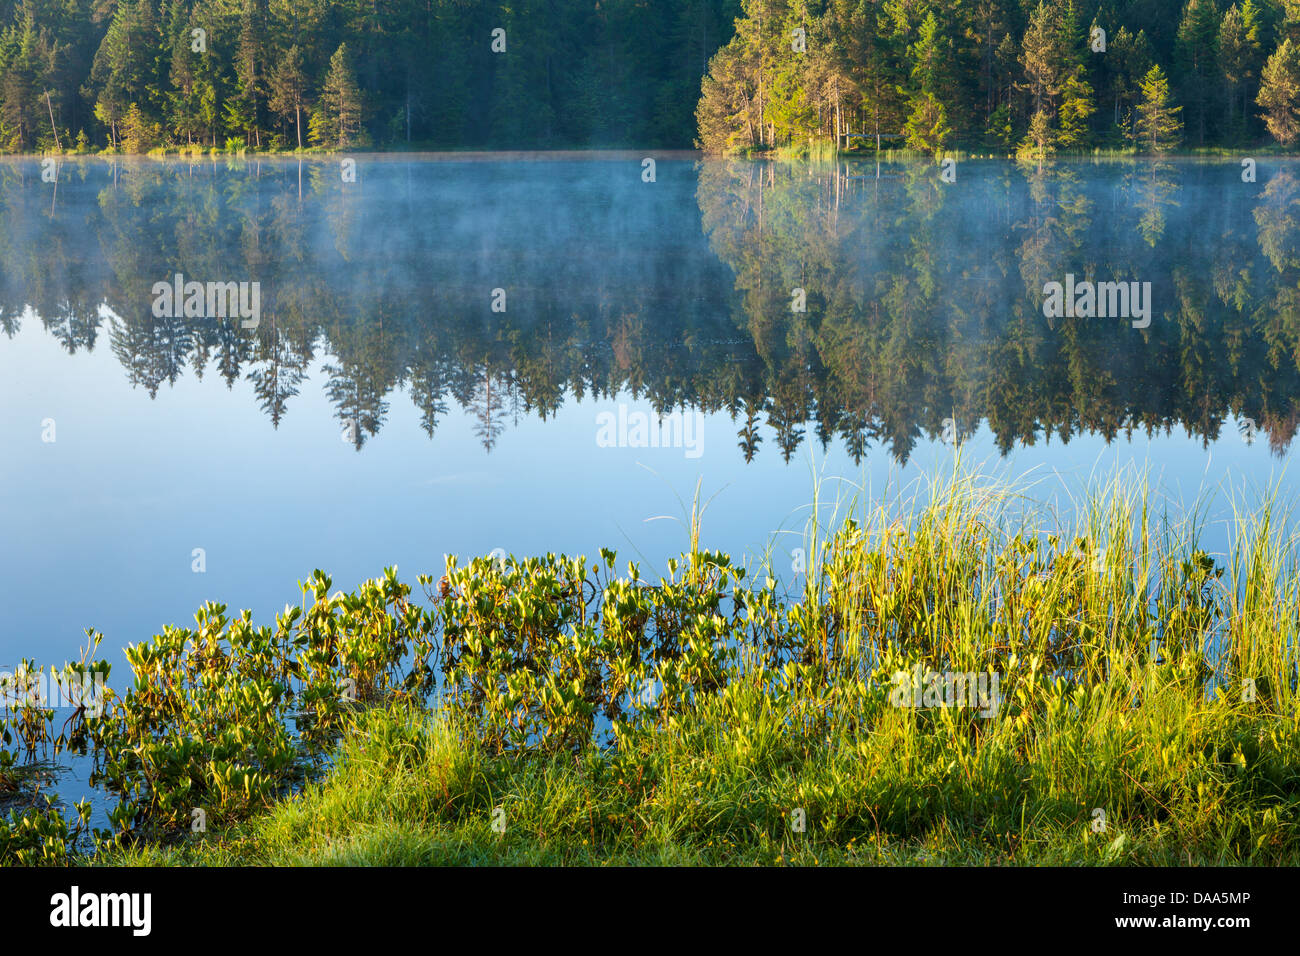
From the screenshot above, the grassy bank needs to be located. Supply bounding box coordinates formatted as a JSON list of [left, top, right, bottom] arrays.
[[104, 688, 1299, 866], [5, 467, 1300, 866]]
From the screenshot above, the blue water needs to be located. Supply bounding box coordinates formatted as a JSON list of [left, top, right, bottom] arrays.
[[0, 154, 1295, 682]]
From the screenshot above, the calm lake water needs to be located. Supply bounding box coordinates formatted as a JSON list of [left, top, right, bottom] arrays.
[[1, 155, 1297, 675]]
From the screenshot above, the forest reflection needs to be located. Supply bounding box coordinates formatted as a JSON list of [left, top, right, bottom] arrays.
[[2, 156, 1298, 463]]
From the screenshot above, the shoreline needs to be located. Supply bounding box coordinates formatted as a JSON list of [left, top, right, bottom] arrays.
[[5, 470, 1299, 866]]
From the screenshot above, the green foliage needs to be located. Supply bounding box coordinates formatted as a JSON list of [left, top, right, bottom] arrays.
[[84, 566, 441, 845], [1259, 36, 1300, 146], [0, 0, 742, 154], [267, 44, 309, 149], [1, 636, 110, 767], [0, 635, 109, 863], [1019, 106, 1055, 157], [6, 0, 1300, 155], [8, 467, 1300, 865], [310, 43, 364, 149], [0, 798, 92, 866], [1136, 65, 1184, 151], [1056, 68, 1097, 150], [698, 0, 1300, 154], [78, 470, 1300, 867], [434, 549, 744, 752], [1219, 3, 1265, 138], [902, 91, 951, 155]]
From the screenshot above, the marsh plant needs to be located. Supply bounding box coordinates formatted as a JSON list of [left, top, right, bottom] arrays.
[[0, 636, 108, 864], [4, 467, 1300, 865]]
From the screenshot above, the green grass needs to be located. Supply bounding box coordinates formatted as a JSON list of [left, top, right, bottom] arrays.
[[101, 679, 1299, 866], [10, 463, 1300, 866]]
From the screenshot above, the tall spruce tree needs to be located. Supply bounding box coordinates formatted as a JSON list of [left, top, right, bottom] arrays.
[[1135, 64, 1184, 152], [311, 42, 363, 148]]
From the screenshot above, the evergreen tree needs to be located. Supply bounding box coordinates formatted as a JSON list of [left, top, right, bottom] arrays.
[[903, 90, 951, 155], [1020, 1, 1068, 120], [228, 0, 269, 148], [0, 8, 41, 151], [1175, 0, 1222, 146], [0, 0, 1296, 155], [1021, 106, 1053, 158], [696, 42, 757, 151], [1106, 27, 1154, 143], [1260, 36, 1300, 145], [855, 3, 906, 149], [268, 44, 309, 149], [88, 0, 161, 150], [1219, 3, 1263, 135], [1135, 64, 1184, 152], [311, 42, 364, 148], [1056, 66, 1096, 150]]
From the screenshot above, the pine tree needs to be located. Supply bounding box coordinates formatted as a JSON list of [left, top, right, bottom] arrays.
[[1283, 0, 1300, 42], [0, 0, 1294, 155], [121, 100, 158, 152], [228, 0, 269, 148], [1056, 66, 1096, 151], [1020, 107, 1053, 158], [856, 6, 905, 150], [89, 0, 155, 150], [311, 42, 364, 148], [0, 13, 41, 151], [902, 90, 951, 155], [268, 45, 309, 149], [1259, 37, 1300, 146], [905, 10, 962, 138], [164, 0, 204, 147], [971, 0, 1012, 128], [1102, 27, 1153, 143], [1135, 64, 1183, 153], [1020, 1, 1068, 119], [1218, 4, 1261, 134], [1176, 0, 1222, 145]]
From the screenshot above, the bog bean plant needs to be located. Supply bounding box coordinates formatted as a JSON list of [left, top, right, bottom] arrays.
[[3, 469, 1299, 866]]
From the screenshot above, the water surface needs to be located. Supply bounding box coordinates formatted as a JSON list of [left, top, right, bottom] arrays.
[[1, 155, 1296, 673]]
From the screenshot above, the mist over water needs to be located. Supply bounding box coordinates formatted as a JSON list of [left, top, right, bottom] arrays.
[[1, 155, 1298, 671]]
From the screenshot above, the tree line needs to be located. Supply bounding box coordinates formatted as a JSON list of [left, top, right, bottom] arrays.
[[8, 1, 1300, 156], [0, 0, 740, 153], [696, 0, 1300, 154]]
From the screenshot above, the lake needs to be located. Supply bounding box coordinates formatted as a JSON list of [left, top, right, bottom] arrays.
[[1, 154, 1297, 677]]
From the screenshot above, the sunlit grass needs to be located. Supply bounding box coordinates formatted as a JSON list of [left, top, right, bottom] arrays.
[[73, 461, 1300, 866]]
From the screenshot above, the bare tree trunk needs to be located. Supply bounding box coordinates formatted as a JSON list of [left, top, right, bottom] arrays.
[[874, 89, 881, 152], [45, 92, 60, 152], [835, 78, 842, 151]]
